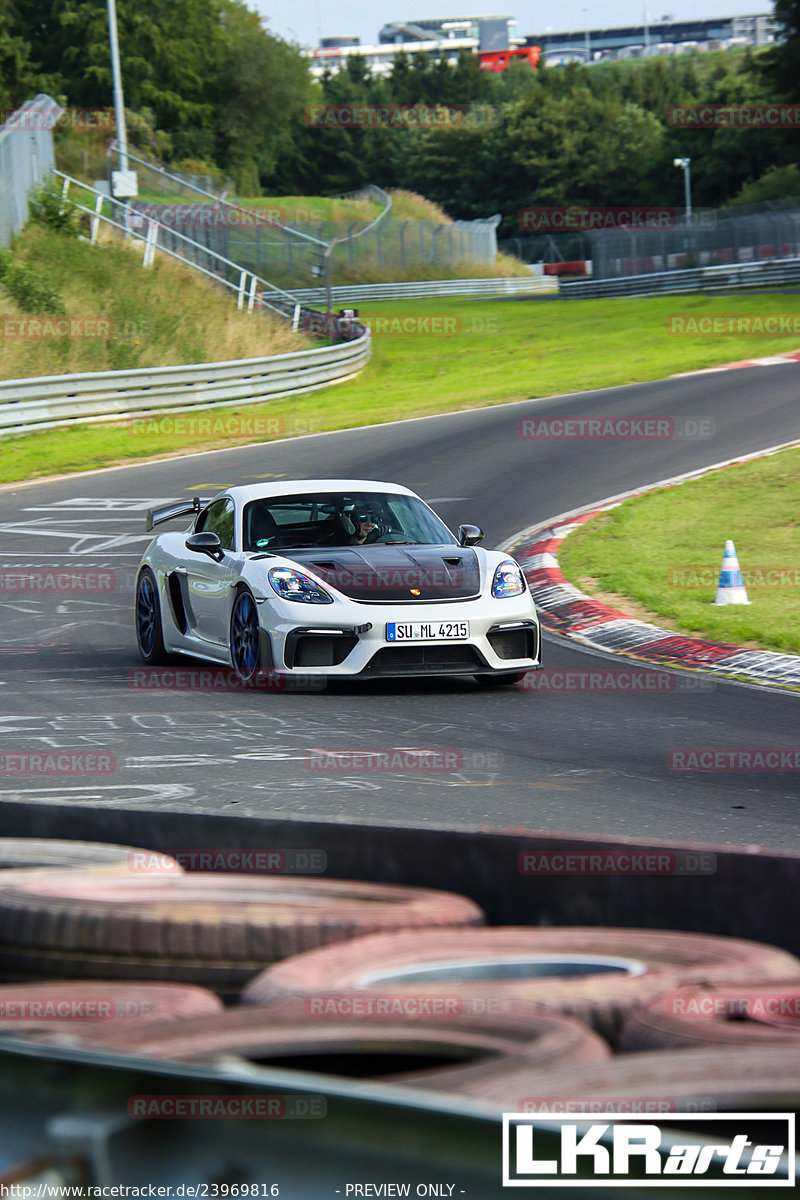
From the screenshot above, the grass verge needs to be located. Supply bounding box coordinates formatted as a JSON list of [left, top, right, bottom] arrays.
[[0, 225, 309, 381], [558, 446, 800, 654], [2, 291, 799, 486]]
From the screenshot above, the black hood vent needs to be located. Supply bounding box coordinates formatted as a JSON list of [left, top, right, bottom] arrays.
[[284, 546, 481, 602]]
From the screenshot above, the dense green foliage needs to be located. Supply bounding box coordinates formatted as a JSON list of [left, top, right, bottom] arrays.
[[2, 0, 798, 227], [0, 244, 65, 311]]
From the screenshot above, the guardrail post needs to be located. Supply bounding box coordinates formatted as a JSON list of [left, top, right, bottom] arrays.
[[91, 194, 103, 245], [247, 275, 258, 313], [143, 220, 159, 267], [292, 305, 301, 331], [237, 270, 247, 309]]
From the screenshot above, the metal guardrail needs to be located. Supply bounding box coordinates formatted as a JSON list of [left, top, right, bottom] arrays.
[[289, 276, 558, 304], [2, 163, 373, 438], [560, 256, 800, 299], [0, 337, 370, 436]]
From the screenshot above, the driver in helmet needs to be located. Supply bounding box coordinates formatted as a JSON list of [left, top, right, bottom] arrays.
[[350, 510, 381, 544], [340, 506, 382, 545]]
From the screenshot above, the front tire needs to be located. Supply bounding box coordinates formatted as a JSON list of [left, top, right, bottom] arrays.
[[135, 568, 168, 664], [230, 588, 260, 683]]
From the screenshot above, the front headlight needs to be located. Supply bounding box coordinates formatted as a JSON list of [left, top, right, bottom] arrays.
[[492, 560, 526, 599], [268, 567, 333, 604]]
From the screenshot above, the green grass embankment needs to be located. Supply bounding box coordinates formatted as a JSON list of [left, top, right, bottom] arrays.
[[558, 447, 800, 654], [2, 291, 799, 485]]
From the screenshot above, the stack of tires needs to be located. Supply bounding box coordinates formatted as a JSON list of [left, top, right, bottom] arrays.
[[1, 839, 799, 1114]]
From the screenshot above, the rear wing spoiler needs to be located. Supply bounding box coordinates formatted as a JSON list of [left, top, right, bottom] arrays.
[[145, 496, 212, 532]]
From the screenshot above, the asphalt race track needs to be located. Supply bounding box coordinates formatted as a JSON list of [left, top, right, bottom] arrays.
[[1, 365, 799, 849]]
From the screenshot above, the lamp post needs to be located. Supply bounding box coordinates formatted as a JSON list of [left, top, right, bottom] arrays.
[[107, 0, 129, 173], [673, 156, 692, 224]]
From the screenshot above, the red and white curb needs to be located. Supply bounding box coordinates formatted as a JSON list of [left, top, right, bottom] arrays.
[[673, 350, 800, 377], [504, 440, 800, 692]]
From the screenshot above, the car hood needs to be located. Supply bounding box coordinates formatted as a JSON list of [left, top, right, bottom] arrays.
[[282, 545, 481, 602]]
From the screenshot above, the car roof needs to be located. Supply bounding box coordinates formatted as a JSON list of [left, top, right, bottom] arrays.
[[218, 480, 418, 504]]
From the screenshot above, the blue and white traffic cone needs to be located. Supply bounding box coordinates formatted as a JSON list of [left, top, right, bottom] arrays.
[[712, 539, 751, 605]]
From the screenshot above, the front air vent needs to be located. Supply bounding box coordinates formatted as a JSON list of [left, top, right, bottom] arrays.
[[285, 630, 358, 669], [487, 622, 538, 661]]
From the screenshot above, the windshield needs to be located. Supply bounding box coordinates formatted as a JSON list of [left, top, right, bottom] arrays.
[[242, 492, 457, 552]]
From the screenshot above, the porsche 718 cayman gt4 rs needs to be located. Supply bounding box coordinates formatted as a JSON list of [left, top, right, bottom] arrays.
[[135, 480, 541, 685]]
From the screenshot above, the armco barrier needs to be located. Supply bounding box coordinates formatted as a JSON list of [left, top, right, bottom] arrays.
[[288, 276, 557, 304], [560, 256, 800, 299], [0, 333, 370, 436]]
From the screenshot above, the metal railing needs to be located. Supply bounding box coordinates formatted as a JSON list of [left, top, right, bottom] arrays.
[[0, 337, 370, 436], [559, 256, 800, 299], [288, 276, 557, 304], [55, 171, 312, 321], [2, 162, 371, 437]]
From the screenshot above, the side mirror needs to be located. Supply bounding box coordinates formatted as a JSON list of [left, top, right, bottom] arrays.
[[185, 532, 224, 562], [458, 524, 484, 547]]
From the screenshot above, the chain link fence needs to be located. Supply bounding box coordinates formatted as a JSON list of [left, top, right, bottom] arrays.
[[501, 202, 800, 280], [588, 202, 800, 280], [0, 95, 60, 247], [114, 146, 500, 291]]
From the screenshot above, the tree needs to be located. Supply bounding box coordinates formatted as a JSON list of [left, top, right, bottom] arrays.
[[762, 0, 800, 100], [0, 0, 37, 106], [214, 0, 310, 188]]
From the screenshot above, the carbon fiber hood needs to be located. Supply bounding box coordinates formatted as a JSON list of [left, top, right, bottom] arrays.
[[284, 545, 480, 602]]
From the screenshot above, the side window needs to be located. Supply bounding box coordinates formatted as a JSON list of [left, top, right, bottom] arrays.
[[195, 498, 235, 550]]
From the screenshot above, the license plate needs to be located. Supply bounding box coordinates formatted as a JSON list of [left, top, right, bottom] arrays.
[[386, 621, 469, 642]]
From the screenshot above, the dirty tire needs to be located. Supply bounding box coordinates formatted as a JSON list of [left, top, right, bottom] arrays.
[[0, 981, 222, 1037], [619, 981, 800, 1051], [433, 1044, 800, 1112], [241, 927, 800, 1046], [31, 1002, 609, 1091], [0, 871, 483, 989]]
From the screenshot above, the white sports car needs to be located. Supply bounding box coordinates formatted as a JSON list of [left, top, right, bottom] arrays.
[[135, 480, 541, 685]]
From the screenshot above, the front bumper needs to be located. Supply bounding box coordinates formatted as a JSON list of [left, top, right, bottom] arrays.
[[258, 595, 542, 678]]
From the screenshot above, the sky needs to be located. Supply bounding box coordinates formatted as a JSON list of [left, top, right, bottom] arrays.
[[255, 0, 774, 51]]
